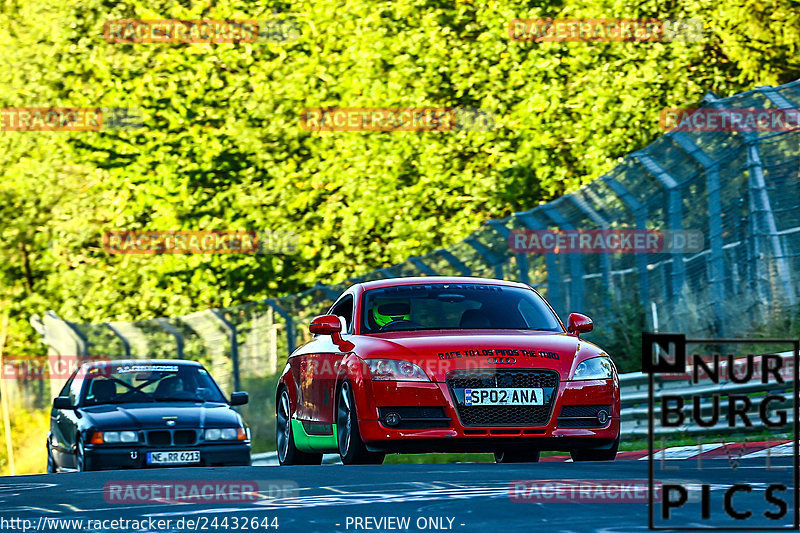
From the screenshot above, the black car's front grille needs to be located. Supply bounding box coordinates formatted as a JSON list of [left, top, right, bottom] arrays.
[[147, 430, 171, 446], [446, 369, 559, 427], [173, 430, 197, 445], [146, 429, 197, 446], [557, 405, 611, 427]]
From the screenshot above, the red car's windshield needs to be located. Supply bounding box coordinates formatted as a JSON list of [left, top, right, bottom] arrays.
[[361, 283, 563, 333]]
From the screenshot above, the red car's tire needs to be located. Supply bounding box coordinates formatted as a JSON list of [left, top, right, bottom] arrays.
[[570, 437, 619, 462], [494, 450, 541, 463], [276, 388, 323, 466], [336, 381, 385, 465]]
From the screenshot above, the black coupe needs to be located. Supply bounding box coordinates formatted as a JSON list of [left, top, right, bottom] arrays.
[[47, 359, 251, 472]]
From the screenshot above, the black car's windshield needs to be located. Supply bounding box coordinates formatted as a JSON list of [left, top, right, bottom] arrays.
[[361, 283, 563, 333], [80, 363, 227, 406]]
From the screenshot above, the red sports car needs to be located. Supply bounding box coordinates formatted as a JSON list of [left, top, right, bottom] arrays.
[[276, 276, 620, 465]]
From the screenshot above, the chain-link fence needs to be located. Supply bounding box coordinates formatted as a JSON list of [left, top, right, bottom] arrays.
[[25, 79, 800, 450]]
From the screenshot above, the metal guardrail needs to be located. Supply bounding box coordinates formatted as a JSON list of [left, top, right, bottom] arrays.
[[619, 351, 795, 438]]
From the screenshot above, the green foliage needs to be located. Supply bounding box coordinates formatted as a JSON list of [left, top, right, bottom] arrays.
[[1, 0, 799, 356], [586, 295, 646, 373], [0, 406, 49, 475]]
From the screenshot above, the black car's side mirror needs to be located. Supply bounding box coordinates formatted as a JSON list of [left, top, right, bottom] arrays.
[[53, 396, 73, 409], [230, 392, 249, 406]]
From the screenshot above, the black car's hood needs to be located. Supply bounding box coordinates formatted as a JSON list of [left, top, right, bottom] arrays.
[[79, 402, 240, 429]]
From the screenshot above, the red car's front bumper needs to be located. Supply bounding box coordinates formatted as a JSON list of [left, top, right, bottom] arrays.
[[356, 379, 620, 453]]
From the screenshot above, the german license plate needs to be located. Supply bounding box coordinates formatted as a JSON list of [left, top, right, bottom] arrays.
[[464, 388, 543, 406], [146, 450, 200, 465]]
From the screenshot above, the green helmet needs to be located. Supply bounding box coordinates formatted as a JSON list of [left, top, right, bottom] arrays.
[[372, 299, 411, 327]]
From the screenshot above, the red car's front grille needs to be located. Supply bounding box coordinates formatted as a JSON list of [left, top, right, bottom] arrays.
[[446, 369, 559, 427]]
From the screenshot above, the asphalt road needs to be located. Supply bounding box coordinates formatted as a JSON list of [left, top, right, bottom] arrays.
[[0, 458, 795, 532]]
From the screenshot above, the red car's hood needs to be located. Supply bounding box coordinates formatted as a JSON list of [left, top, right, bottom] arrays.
[[353, 330, 599, 382]]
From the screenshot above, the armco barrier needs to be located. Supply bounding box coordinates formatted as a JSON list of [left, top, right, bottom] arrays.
[[619, 351, 796, 438]]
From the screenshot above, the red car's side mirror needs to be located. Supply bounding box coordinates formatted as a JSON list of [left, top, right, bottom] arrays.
[[309, 314, 342, 336], [567, 313, 593, 336], [309, 314, 354, 352]]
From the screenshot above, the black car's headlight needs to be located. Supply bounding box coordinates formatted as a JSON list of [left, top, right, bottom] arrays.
[[367, 359, 430, 381], [204, 428, 248, 441], [90, 430, 139, 444], [572, 356, 614, 380]]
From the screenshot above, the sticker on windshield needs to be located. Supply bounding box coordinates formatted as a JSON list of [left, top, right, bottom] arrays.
[[115, 364, 179, 373]]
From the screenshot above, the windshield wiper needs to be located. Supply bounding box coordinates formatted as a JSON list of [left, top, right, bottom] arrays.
[[87, 397, 157, 406], [155, 396, 205, 402]]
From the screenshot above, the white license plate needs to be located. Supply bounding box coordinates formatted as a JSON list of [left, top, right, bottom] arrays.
[[464, 388, 543, 406], [147, 450, 200, 465]]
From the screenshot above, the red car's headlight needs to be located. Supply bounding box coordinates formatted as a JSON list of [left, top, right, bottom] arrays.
[[572, 356, 614, 380], [367, 359, 430, 381]]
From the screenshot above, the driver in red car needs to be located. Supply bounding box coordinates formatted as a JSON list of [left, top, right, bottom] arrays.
[[371, 299, 411, 328]]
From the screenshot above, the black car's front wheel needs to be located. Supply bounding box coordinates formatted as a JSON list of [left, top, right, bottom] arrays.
[[276, 388, 322, 466], [336, 381, 384, 465], [46, 442, 56, 473], [76, 435, 87, 472]]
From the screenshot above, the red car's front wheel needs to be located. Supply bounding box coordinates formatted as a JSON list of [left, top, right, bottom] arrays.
[[336, 381, 384, 465], [276, 388, 322, 466], [570, 437, 619, 462], [494, 450, 541, 463]]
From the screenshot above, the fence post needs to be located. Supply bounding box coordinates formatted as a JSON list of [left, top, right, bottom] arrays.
[[0, 314, 14, 476], [264, 299, 295, 356], [408, 257, 437, 276], [568, 193, 614, 297], [541, 202, 585, 313], [516, 211, 563, 316], [704, 93, 797, 310], [43, 311, 89, 356], [487, 220, 529, 284], [465, 236, 503, 279], [636, 152, 685, 331], [601, 176, 652, 328], [209, 310, 240, 392], [156, 319, 184, 359], [102, 322, 131, 358], [672, 132, 727, 335], [436, 249, 471, 276]]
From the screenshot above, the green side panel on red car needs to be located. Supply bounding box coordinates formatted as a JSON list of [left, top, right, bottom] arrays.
[[291, 419, 338, 452]]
